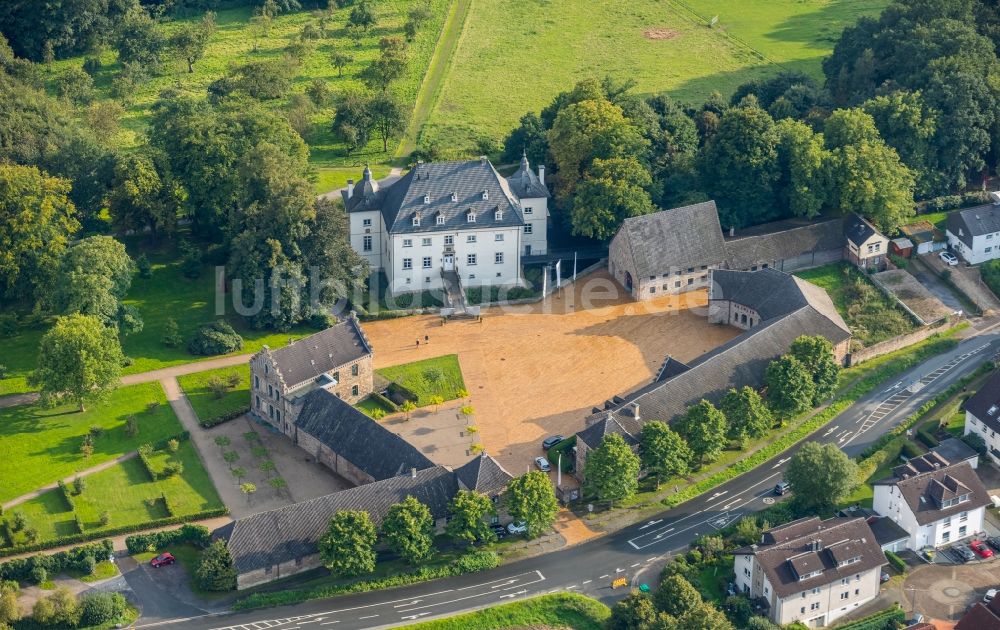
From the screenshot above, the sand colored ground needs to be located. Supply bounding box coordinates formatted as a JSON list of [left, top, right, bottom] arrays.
[[363, 271, 739, 473]]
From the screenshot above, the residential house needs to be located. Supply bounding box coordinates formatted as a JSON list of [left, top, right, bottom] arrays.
[[947, 202, 1000, 265], [844, 214, 888, 270], [733, 516, 887, 627], [454, 451, 514, 522], [964, 368, 1000, 465], [343, 156, 548, 297], [956, 594, 1000, 630], [872, 452, 990, 550], [249, 314, 373, 436]]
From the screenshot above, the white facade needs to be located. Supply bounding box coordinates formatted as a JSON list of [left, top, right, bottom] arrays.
[[872, 482, 985, 550], [519, 195, 549, 257], [348, 208, 385, 271], [947, 228, 1000, 265], [966, 409, 1000, 465]]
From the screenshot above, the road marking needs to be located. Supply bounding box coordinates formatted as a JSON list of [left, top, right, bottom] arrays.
[[600, 574, 609, 579], [357, 616, 378, 620], [646, 557, 657, 562], [394, 600, 424, 606], [630, 563, 640, 568], [705, 490, 729, 502], [499, 589, 527, 599], [490, 580, 518, 589], [616, 567, 625, 573], [770, 457, 790, 469], [639, 519, 663, 530], [320, 623, 340, 626], [400, 613, 429, 621], [396, 571, 545, 613], [583, 580, 592, 584]]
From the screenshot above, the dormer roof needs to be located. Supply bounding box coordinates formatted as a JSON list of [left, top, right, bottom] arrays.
[[506, 154, 549, 199]]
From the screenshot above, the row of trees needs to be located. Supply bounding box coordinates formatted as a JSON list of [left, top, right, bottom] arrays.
[[0, 581, 129, 629], [582, 336, 841, 506]]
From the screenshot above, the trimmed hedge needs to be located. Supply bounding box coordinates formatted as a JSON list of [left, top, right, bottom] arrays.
[[0, 539, 113, 582], [835, 605, 905, 630], [199, 405, 250, 429], [916, 427, 939, 448], [124, 522, 212, 554], [885, 550, 906, 574], [386, 381, 418, 405], [369, 391, 398, 412]]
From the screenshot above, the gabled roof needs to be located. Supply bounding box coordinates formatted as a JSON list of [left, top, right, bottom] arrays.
[[873, 460, 990, 526], [342, 159, 525, 235], [577, 411, 641, 449], [294, 388, 434, 481], [845, 213, 883, 247], [265, 316, 372, 390], [217, 466, 459, 575], [947, 204, 1000, 248], [454, 453, 514, 495], [965, 369, 1000, 434], [615, 201, 727, 279], [733, 517, 886, 599], [724, 217, 844, 270], [957, 595, 1000, 630], [506, 154, 549, 199], [711, 268, 850, 330]]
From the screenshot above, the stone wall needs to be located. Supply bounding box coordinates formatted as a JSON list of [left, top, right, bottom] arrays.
[[847, 321, 957, 367], [236, 554, 323, 590], [294, 427, 377, 486]]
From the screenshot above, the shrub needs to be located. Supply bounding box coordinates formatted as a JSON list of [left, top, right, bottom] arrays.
[[30, 566, 46, 585], [225, 371, 242, 388], [888, 253, 908, 269], [99, 511, 111, 527], [180, 242, 202, 279], [136, 253, 152, 279], [125, 416, 139, 438], [167, 438, 180, 453], [885, 550, 906, 574], [88, 425, 104, 439], [162, 462, 184, 478], [124, 523, 211, 555], [82, 57, 102, 75], [11, 514, 25, 533], [195, 539, 237, 591], [0, 314, 16, 337], [309, 312, 336, 329], [80, 592, 127, 626], [161, 317, 183, 348], [78, 554, 96, 575], [188, 321, 243, 356], [0, 365, 6, 380]]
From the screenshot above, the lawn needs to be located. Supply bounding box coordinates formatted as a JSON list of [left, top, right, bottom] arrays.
[[421, 0, 888, 150], [0, 382, 183, 503], [402, 593, 610, 630], [376, 354, 466, 406], [795, 262, 918, 348], [46, 0, 451, 172], [9, 441, 222, 546], [356, 394, 396, 418], [178, 365, 250, 426]]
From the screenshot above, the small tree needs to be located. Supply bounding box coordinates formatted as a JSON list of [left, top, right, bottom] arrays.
[[214, 436, 231, 451], [381, 496, 435, 565], [231, 467, 247, 483], [367, 93, 405, 151], [460, 404, 474, 418], [445, 490, 495, 546], [259, 460, 276, 477], [319, 510, 377, 577], [269, 477, 287, 493], [674, 400, 727, 465], [240, 482, 257, 504], [401, 399, 417, 420], [583, 433, 640, 506], [607, 592, 658, 630], [347, 0, 377, 32], [640, 421, 692, 487], [790, 335, 841, 404], [506, 471, 559, 538], [195, 539, 237, 591], [167, 438, 180, 453], [99, 511, 111, 527], [765, 355, 815, 421], [331, 48, 354, 76], [223, 451, 240, 468], [429, 394, 445, 412], [0, 581, 20, 624]]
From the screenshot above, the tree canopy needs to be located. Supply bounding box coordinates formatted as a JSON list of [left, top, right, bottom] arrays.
[[30, 313, 124, 411], [583, 433, 640, 505], [381, 496, 435, 565], [318, 510, 377, 577], [445, 490, 495, 547], [505, 471, 559, 539], [674, 400, 727, 465], [639, 421, 692, 485], [786, 442, 860, 511]]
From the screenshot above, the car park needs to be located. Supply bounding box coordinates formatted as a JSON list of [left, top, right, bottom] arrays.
[[542, 435, 564, 450], [774, 481, 790, 496], [150, 552, 175, 568], [952, 545, 976, 563], [971, 540, 994, 558], [987, 536, 1000, 552], [940, 251, 959, 266], [534, 456, 551, 472], [506, 521, 527, 535]]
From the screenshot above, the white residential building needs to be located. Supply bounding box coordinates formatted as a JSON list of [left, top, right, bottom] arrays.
[[872, 452, 989, 551], [733, 517, 887, 627], [343, 156, 549, 297], [946, 201, 1000, 265], [964, 369, 1000, 465]]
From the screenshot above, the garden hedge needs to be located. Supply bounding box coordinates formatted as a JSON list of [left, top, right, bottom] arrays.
[[0, 539, 113, 582], [124, 522, 212, 554], [885, 550, 906, 574], [834, 605, 904, 630], [199, 405, 250, 428]]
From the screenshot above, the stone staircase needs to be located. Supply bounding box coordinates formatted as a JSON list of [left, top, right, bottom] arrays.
[[441, 270, 477, 319]]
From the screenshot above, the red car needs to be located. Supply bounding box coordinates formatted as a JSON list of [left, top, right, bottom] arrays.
[[150, 552, 175, 567], [971, 541, 994, 559]]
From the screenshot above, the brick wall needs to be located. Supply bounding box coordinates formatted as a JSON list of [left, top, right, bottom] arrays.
[[847, 321, 957, 366], [295, 427, 377, 486]]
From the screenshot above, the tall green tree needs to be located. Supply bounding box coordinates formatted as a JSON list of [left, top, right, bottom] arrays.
[[786, 442, 859, 511], [318, 510, 377, 577], [170, 11, 216, 73], [720, 386, 773, 446], [862, 90, 937, 197], [445, 490, 495, 546], [30, 314, 124, 411], [789, 335, 841, 405], [347, 0, 377, 32], [764, 355, 815, 421], [675, 602, 736, 630], [194, 539, 237, 591], [639, 421, 692, 487], [607, 592, 659, 630], [108, 151, 178, 241], [367, 93, 404, 152], [674, 400, 727, 465], [381, 496, 434, 565], [774, 119, 828, 220], [55, 236, 140, 333], [115, 6, 165, 72], [505, 471, 559, 539], [583, 433, 640, 506], [654, 574, 702, 617], [571, 157, 653, 240]]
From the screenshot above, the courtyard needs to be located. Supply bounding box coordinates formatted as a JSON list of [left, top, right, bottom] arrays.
[[363, 270, 739, 472]]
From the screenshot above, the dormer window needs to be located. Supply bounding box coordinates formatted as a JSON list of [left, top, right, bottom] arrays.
[[989, 405, 998, 416], [495, 209, 503, 220], [482, 190, 489, 200], [423, 194, 430, 204], [436, 214, 445, 225], [467, 211, 476, 223], [412, 214, 421, 227], [451, 192, 458, 202]]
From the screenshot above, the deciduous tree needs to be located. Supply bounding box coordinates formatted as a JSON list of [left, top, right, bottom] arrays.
[[55, 236, 140, 334], [674, 400, 727, 465], [720, 386, 773, 446], [195, 539, 237, 591], [571, 157, 653, 239], [381, 496, 434, 565], [654, 574, 702, 617], [764, 355, 814, 421], [639, 421, 691, 487], [789, 335, 841, 405], [319, 510, 377, 577], [367, 93, 404, 152], [445, 490, 495, 546], [31, 314, 123, 411], [786, 442, 859, 511], [505, 471, 559, 539], [607, 592, 658, 630], [583, 433, 640, 506], [171, 11, 216, 73]]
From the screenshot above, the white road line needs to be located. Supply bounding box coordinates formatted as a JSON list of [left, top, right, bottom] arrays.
[[646, 557, 657, 562], [357, 615, 378, 620], [630, 563, 640, 568], [770, 457, 790, 469], [583, 580, 592, 584], [600, 574, 610, 579], [639, 519, 663, 530], [705, 491, 729, 502], [399, 613, 429, 621], [395, 572, 546, 613], [320, 623, 340, 626]]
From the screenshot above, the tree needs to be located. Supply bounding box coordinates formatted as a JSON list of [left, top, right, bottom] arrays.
[[32, 587, 79, 627], [31, 314, 123, 411], [786, 442, 859, 512], [332, 89, 374, 153], [774, 119, 828, 220], [0, 582, 18, 624], [86, 101, 125, 137], [862, 90, 937, 197], [108, 151, 178, 241], [115, 6, 166, 72], [506, 471, 559, 539], [789, 335, 840, 405], [720, 387, 773, 446], [367, 93, 404, 152], [55, 236, 140, 334], [195, 539, 237, 591], [79, 592, 127, 626], [348, 1, 377, 32], [675, 602, 735, 630], [55, 66, 94, 105], [571, 156, 653, 239], [764, 355, 815, 421], [360, 55, 405, 93], [583, 433, 640, 506], [319, 510, 377, 577], [171, 12, 216, 73], [654, 574, 702, 617], [401, 399, 417, 420], [674, 400, 727, 465], [240, 482, 257, 504], [639, 421, 692, 487], [607, 592, 659, 630], [381, 496, 435, 565], [331, 48, 354, 76], [0, 163, 78, 306], [445, 490, 495, 546]]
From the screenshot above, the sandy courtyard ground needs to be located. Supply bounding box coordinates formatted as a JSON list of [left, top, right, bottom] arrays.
[[362, 271, 739, 473]]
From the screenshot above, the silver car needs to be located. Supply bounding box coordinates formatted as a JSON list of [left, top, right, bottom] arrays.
[[534, 456, 551, 472]]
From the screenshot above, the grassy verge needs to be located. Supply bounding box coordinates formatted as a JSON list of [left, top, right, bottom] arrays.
[[178, 365, 250, 427], [376, 354, 466, 406], [400, 593, 610, 630]]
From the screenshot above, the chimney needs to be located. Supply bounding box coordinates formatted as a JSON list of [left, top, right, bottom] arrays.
[[729, 226, 735, 237], [538, 164, 545, 185], [633, 404, 640, 421], [480, 155, 487, 165], [347, 179, 355, 199], [411, 467, 417, 478]]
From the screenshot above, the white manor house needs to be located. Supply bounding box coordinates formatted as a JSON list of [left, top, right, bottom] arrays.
[[343, 156, 549, 296]]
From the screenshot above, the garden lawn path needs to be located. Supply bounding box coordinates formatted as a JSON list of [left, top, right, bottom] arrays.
[[1, 451, 138, 510]]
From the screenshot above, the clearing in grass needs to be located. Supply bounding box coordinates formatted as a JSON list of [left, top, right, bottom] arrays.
[[376, 354, 466, 407], [178, 365, 251, 426], [401, 593, 610, 630], [0, 382, 183, 503]]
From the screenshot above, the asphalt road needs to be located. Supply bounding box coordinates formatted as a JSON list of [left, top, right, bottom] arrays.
[[140, 332, 1000, 630]]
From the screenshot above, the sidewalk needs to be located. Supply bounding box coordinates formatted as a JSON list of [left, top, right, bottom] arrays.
[[2, 451, 139, 510]]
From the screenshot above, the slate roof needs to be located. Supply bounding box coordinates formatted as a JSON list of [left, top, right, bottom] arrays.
[[930, 438, 979, 467], [873, 460, 991, 526], [616, 201, 727, 279], [294, 388, 434, 481], [577, 411, 641, 449], [845, 213, 881, 247], [217, 466, 459, 575], [506, 154, 549, 199], [948, 204, 1000, 249], [454, 453, 514, 496], [724, 217, 844, 270], [341, 159, 525, 236], [711, 268, 850, 328], [733, 517, 886, 599], [865, 516, 908, 548], [956, 596, 1000, 630], [965, 369, 1000, 434], [267, 316, 372, 390]]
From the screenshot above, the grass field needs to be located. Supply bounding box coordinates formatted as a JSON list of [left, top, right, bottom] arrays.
[[9, 440, 222, 545], [376, 354, 466, 406], [0, 383, 183, 503], [421, 0, 888, 150], [178, 365, 250, 425], [402, 593, 610, 630]]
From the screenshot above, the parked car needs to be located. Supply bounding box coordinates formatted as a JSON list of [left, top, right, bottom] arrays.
[[986, 589, 998, 604], [542, 435, 564, 450], [150, 552, 175, 568], [506, 521, 527, 535], [972, 540, 994, 558], [940, 251, 959, 266], [987, 536, 1000, 552], [953, 545, 976, 563], [880, 570, 891, 583], [774, 481, 790, 496], [490, 524, 508, 539], [534, 456, 551, 472]]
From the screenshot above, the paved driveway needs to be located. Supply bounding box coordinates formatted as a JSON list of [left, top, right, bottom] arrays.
[[910, 258, 966, 312], [903, 559, 1000, 620]]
